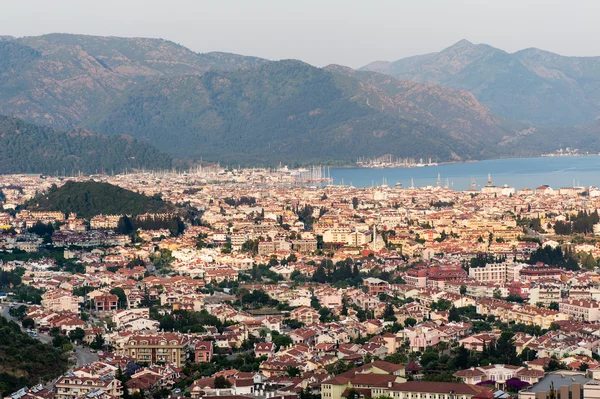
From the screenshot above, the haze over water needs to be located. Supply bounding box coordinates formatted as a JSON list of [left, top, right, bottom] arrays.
[[330, 156, 600, 191]]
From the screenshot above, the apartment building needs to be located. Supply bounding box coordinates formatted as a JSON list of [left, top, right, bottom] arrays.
[[469, 262, 525, 283], [122, 333, 190, 367], [41, 289, 80, 313], [528, 284, 562, 306], [54, 375, 122, 399], [372, 381, 487, 399], [559, 298, 600, 322]]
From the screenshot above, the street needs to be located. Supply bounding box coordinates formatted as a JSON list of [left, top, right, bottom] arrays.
[[0, 302, 99, 367]]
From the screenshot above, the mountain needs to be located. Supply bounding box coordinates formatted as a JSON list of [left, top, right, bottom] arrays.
[[85, 60, 515, 165], [361, 40, 600, 126], [0, 115, 172, 174], [23, 181, 178, 219], [0, 33, 268, 129], [324, 65, 516, 146]]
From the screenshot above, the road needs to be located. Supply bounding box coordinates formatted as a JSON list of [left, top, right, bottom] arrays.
[[0, 302, 98, 367]]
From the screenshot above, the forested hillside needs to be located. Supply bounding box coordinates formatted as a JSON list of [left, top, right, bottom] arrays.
[[0, 316, 68, 396], [0, 116, 172, 174], [23, 181, 178, 218], [86, 60, 498, 165]]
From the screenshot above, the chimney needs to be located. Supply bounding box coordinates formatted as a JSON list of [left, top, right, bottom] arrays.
[[388, 381, 392, 388]]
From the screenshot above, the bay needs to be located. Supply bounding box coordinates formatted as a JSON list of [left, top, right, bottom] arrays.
[[329, 156, 600, 191]]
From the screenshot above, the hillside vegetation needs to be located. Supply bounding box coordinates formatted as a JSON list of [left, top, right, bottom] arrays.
[[0, 316, 68, 396], [23, 181, 178, 218], [0, 116, 172, 174], [86, 60, 505, 165]]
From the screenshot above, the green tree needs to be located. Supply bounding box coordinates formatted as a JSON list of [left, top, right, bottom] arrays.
[[214, 376, 232, 388], [69, 327, 86, 342], [448, 307, 460, 322], [22, 317, 35, 329], [404, 317, 417, 327], [110, 287, 128, 309], [90, 333, 105, 350]]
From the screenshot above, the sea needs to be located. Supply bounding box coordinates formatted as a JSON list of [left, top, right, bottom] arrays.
[[328, 156, 600, 191]]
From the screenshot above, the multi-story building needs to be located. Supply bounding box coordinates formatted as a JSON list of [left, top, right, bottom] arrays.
[[372, 381, 487, 399], [122, 333, 190, 367], [94, 294, 119, 312], [41, 289, 80, 313], [194, 341, 214, 363], [559, 298, 600, 322], [528, 284, 562, 306], [469, 262, 526, 283], [454, 365, 544, 389], [323, 228, 352, 244], [112, 308, 151, 330], [519, 371, 590, 399], [89, 214, 124, 230], [363, 277, 389, 296], [321, 361, 406, 399], [291, 239, 317, 254], [54, 375, 122, 399]]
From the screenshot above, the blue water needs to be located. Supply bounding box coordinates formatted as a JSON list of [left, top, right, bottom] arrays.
[[329, 156, 600, 190]]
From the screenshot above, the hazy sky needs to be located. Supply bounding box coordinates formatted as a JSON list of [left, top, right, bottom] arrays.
[[1, 0, 599, 68]]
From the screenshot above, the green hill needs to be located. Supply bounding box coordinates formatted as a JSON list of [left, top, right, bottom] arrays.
[[0, 116, 172, 174], [0, 316, 68, 396], [23, 181, 178, 219]]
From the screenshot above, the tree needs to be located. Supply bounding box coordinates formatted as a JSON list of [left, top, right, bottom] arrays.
[[69, 327, 85, 342], [383, 304, 396, 321], [286, 366, 301, 377], [493, 288, 502, 299], [28, 221, 54, 237], [22, 317, 35, 329], [451, 345, 470, 370], [582, 253, 596, 270], [404, 317, 417, 327], [459, 285, 467, 295], [545, 359, 566, 372], [168, 217, 185, 236], [312, 266, 327, 284], [90, 333, 105, 350], [352, 197, 359, 210], [448, 307, 460, 322], [505, 378, 530, 393], [548, 302, 559, 311], [341, 301, 348, 316], [116, 366, 131, 399], [110, 287, 128, 309], [495, 332, 519, 366], [214, 376, 232, 389], [272, 334, 293, 349], [117, 216, 135, 235]]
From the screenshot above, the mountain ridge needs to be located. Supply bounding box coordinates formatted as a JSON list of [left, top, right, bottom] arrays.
[[84, 59, 520, 165], [360, 40, 600, 126], [0, 33, 269, 130]]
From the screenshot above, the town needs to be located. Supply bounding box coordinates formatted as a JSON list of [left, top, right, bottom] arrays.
[[2, 167, 600, 399]]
